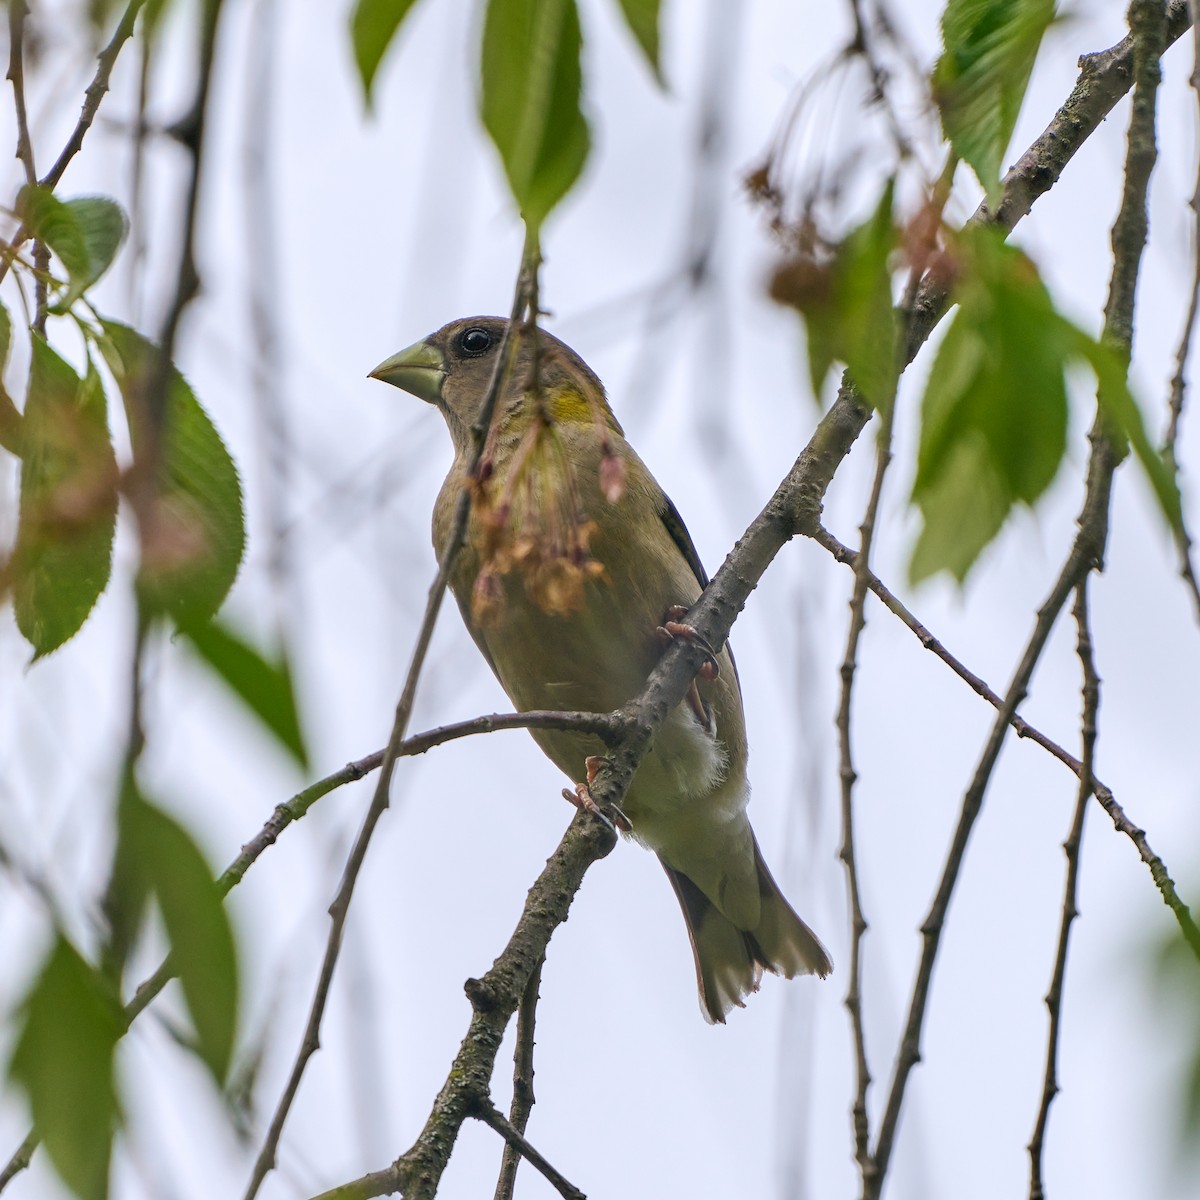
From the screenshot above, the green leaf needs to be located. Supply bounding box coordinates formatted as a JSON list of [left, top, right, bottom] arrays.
[[933, 0, 1056, 198], [97, 320, 245, 624], [8, 937, 122, 1200], [119, 787, 239, 1082], [613, 0, 662, 83], [481, 0, 590, 230], [0, 300, 22, 454], [350, 0, 423, 105], [1071, 329, 1184, 532], [11, 340, 118, 657], [771, 182, 899, 408], [910, 227, 1068, 583], [18, 187, 128, 309], [180, 617, 309, 769]]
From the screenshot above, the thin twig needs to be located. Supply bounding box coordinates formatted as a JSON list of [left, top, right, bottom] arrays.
[[493, 957, 544, 1200], [1027, 584, 1099, 1200], [813, 525, 1200, 959], [475, 1098, 585, 1200], [5, 0, 47, 332], [7, 1, 36, 187], [0, 0, 147, 290], [835, 404, 894, 1180], [242, 238, 542, 1199], [1163, 0, 1200, 622], [868, 2, 1170, 1192], [137, 0, 224, 479], [0, 708, 616, 1191], [306, 811, 616, 1200]]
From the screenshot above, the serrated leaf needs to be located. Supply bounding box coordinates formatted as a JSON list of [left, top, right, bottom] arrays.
[[481, 0, 590, 231], [11, 341, 118, 657], [910, 228, 1068, 583], [97, 321, 245, 624], [933, 0, 1056, 198], [120, 787, 239, 1082], [350, 0, 423, 106], [180, 617, 309, 769], [614, 0, 662, 83], [8, 937, 122, 1200], [18, 187, 128, 309]]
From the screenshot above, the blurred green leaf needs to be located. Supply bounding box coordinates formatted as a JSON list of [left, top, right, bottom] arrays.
[[1070, 330, 1184, 533], [613, 0, 663, 83], [120, 787, 239, 1083], [773, 182, 899, 409], [180, 617, 309, 770], [11, 340, 118, 658], [18, 187, 128, 309], [0, 300, 22, 454], [481, 0, 590, 231], [8, 937, 122, 1200], [933, 0, 1056, 198], [350, 0, 423, 105], [910, 227, 1068, 583], [909, 224, 1184, 583], [97, 320, 245, 625]]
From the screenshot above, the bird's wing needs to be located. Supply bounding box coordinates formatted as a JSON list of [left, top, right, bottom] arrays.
[[659, 492, 710, 589], [658, 491, 742, 691]]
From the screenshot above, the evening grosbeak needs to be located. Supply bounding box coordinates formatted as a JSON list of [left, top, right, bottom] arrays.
[[370, 316, 831, 1022]]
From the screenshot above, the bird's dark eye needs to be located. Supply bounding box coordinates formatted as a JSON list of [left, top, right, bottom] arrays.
[[457, 327, 493, 356]]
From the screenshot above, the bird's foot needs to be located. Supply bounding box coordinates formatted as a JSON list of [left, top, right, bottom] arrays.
[[656, 606, 718, 733], [562, 756, 631, 833]]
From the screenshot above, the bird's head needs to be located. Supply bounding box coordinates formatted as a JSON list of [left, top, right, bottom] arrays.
[[369, 316, 622, 456]]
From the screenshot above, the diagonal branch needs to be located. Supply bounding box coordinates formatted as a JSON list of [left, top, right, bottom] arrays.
[[813, 526, 1200, 958]]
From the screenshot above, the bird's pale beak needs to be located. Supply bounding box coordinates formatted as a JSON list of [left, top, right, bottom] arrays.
[[368, 339, 446, 404]]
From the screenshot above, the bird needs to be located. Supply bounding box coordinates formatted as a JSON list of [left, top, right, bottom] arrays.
[[370, 316, 831, 1022]]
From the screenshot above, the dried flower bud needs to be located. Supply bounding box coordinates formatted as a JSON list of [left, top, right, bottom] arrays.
[[599, 447, 626, 503]]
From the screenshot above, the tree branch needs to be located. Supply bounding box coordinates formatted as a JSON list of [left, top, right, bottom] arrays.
[[1027, 583, 1099, 1199], [868, 1, 1171, 1191], [493, 957, 544, 1200], [475, 1098, 585, 1200], [813, 525, 1200, 958]]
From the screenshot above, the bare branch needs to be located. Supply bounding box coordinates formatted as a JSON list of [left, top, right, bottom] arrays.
[[493, 957, 544, 1200], [835, 405, 894, 1180], [1162, 3, 1200, 622], [306, 811, 615, 1200], [868, 2, 1172, 1191], [0, 0, 147, 289], [1027, 584, 1100, 1199], [813, 525, 1200, 957], [475, 1098, 585, 1200]]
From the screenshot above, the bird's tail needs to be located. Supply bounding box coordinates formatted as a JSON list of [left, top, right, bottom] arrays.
[[660, 836, 831, 1024]]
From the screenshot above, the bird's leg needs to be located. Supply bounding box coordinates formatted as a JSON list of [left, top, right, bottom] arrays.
[[656, 605, 719, 732], [562, 755, 632, 833]]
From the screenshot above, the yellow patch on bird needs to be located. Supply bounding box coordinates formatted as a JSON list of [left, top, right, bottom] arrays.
[[545, 386, 594, 425]]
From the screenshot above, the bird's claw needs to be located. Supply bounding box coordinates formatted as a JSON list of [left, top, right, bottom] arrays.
[[656, 607, 720, 682], [656, 607, 718, 733], [563, 757, 632, 834]]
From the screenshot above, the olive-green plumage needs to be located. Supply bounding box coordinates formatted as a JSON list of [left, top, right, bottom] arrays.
[[371, 316, 831, 1021]]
